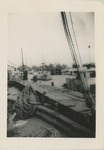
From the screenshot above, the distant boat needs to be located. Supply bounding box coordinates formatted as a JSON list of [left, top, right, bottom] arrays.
[[37, 71, 52, 81]]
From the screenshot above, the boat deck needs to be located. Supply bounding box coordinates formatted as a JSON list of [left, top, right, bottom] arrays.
[[31, 82, 92, 116], [8, 80, 95, 137]]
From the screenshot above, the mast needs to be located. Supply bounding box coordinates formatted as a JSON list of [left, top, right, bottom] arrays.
[[88, 45, 90, 64], [21, 48, 24, 77], [42, 53, 45, 71]]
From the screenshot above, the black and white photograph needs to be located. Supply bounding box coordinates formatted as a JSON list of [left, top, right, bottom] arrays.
[[7, 12, 96, 138]]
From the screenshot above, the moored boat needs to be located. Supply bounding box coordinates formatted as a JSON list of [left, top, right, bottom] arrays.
[[37, 71, 52, 81]]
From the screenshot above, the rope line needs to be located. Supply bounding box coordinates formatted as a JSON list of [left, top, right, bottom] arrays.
[[61, 12, 95, 107]]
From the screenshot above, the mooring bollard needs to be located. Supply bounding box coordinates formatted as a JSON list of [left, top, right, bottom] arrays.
[[51, 82, 54, 86]]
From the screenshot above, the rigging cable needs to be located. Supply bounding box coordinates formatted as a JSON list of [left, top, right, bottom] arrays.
[[69, 12, 83, 71], [68, 12, 89, 91], [69, 12, 95, 105], [61, 12, 87, 91], [61, 12, 76, 66], [61, 12, 95, 107]]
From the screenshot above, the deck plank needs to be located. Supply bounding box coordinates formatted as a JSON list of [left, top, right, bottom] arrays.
[[31, 83, 90, 114]]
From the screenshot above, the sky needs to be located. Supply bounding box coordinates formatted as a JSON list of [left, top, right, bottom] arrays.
[[8, 12, 94, 67]]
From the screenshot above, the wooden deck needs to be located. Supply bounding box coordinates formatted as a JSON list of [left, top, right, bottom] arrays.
[[30, 83, 92, 116], [8, 80, 95, 137]]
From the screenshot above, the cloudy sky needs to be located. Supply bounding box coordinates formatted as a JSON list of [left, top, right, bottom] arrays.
[[8, 12, 94, 67]]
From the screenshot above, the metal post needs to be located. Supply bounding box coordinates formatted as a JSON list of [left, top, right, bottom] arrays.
[[88, 45, 90, 64], [21, 48, 24, 79]]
